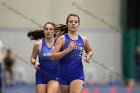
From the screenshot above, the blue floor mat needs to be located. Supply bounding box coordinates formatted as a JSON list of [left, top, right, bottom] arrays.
[[2, 84, 140, 93]]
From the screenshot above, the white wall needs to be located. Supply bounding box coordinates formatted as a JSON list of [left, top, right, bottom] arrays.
[[0, 0, 120, 29], [79, 29, 122, 84]]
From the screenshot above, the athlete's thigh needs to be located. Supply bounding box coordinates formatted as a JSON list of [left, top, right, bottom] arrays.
[[59, 84, 69, 93], [70, 80, 84, 93], [47, 80, 59, 93], [36, 84, 47, 93]]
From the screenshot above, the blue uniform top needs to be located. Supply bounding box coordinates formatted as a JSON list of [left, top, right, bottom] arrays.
[[58, 34, 84, 80], [38, 38, 58, 73], [36, 38, 58, 84]]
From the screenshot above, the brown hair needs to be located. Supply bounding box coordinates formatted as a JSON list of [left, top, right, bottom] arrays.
[[27, 22, 56, 40], [27, 14, 80, 40], [43, 22, 56, 30], [27, 22, 68, 40], [66, 14, 80, 24]]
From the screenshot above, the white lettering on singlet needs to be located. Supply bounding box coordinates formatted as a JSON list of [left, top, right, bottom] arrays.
[[43, 53, 52, 56], [74, 43, 84, 56]]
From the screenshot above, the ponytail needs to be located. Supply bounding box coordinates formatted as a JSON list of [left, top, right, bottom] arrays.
[[27, 23, 68, 40]]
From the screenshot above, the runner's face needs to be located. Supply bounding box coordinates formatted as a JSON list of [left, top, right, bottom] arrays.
[[67, 16, 80, 32], [44, 24, 55, 38]]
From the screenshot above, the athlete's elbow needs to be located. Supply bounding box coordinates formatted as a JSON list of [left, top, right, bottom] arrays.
[[52, 54, 57, 61], [89, 51, 93, 57]]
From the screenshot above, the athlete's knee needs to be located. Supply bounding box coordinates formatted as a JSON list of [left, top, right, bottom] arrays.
[[70, 80, 84, 93], [47, 81, 59, 93]]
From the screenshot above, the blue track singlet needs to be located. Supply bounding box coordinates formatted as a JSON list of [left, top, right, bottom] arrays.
[[36, 38, 58, 84], [58, 34, 85, 85]]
